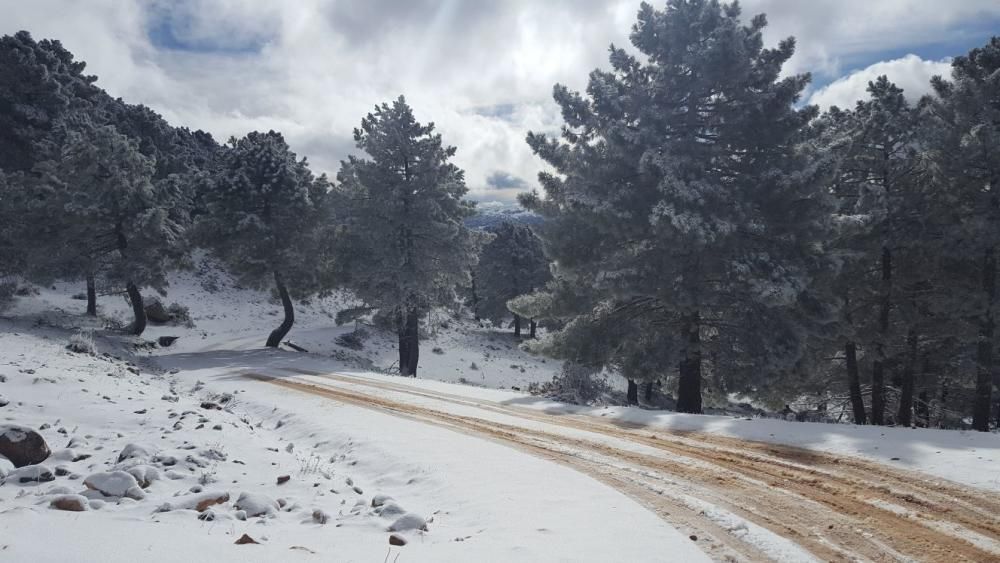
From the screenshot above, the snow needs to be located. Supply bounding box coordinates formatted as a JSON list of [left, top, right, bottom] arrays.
[[0, 284, 708, 562]]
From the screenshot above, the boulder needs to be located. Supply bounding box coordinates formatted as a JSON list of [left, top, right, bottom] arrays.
[[388, 512, 428, 532], [144, 299, 172, 324], [50, 494, 89, 512], [84, 471, 145, 500], [117, 443, 155, 464], [158, 336, 179, 347], [0, 425, 50, 467], [234, 492, 278, 517], [5, 464, 55, 484]]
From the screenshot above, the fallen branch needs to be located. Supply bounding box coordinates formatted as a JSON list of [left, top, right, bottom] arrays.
[[282, 341, 308, 353]]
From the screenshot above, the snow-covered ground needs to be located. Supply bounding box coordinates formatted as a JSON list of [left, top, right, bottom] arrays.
[[2, 266, 1000, 561]]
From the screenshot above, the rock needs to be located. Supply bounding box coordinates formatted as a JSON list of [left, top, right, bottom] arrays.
[[193, 491, 230, 512], [5, 464, 55, 484], [312, 509, 329, 524], [234, 492, 278, 517], [84, 471, 145, 499], [157, 336, 179, 347], [0, 395, 8, 407], [50, 494, 89, 512], [0, 425, 51, 467], [689, 535, 698, 541], [54, 465, 71, 477], [234, 534, 259, 545], [126, 465, 161, 488], [277, 475, 290, 485], [234, 510, 247, 521], [371, 494, 394, 507], [200, 401, 220, 410], [378, 501, 406, 518], [389, 533, 407, 546], [388, 512, 428, 532], [117, 443, 154, 463], [198, 509, 216, 521], [144, 299, 172, 324]]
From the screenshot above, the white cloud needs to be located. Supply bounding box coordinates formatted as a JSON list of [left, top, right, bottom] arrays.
[[807, 55, 951, 110], [2, 0, 997, 201]]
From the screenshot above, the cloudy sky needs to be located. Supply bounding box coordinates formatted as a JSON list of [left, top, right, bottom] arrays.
[[4, 1, 999, 202]]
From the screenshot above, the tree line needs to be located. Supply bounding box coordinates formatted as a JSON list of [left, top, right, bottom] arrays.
[[1, 0, 999, 431]]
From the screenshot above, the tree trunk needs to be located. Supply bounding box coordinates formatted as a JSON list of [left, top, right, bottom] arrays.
[[916, 390, 930, 428], [402, 309, 420, 377], [973, 248, 996, 432], [897, 330, 917, 427], [529, 319, 537, 339], [514, 314, 522, 338], [644, 380, 654, 402], [470, 270, 480, 321], [125, 281, 146, 336], [846, 341, 867, 425], [677, 312, 702, 414], [265, 271, 294, 348], [397, 312, 409, 375], [871, 247, 892, 426], [626, 379, 638, 406], [86, 273, 97, 316]]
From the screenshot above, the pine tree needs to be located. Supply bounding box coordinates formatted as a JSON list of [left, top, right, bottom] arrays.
[[519, 0, 835, 413], [0, 31, 100, 172], [337, 96, 477, 376], [27, 116, 184, 334], [924, 38, 1000, 431], [476, 221, 551, 337], [197, 130, 330, 348]]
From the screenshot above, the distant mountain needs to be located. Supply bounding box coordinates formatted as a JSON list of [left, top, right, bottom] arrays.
[[466, 200, 543, 230]]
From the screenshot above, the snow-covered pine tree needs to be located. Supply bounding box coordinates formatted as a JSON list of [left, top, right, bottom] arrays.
[[923, 38, 1000, 431], [336, 96, 477, 377], [0, 31, 100, 173], [476, 221, 551, 337], [519, 0, 836, 413], [28, 115, 184, 334], [197, 130, 330, 348]]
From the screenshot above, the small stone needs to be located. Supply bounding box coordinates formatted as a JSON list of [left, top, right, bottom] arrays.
[[389, 533, 407, 546], [312, 509, 329, 524], [689, 535, 698, 541], [234, 533, 258, 545], [277, 475, 290, 485]]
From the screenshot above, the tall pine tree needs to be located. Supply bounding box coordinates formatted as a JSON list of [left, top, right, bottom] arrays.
[[337, 96, 477, 377], [520, 0, 835, 413]]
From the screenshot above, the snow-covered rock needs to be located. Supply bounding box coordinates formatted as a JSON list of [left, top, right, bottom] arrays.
[[3, 464, 55, 484], [84, 471, 145, 500], [234, 492, 278, 517], [0, 425, 51, 467], [387, 512, 428, 532], [50, 494, 89, 512], [158, 491, 230, 512], [117, 443, 155, 463], [125, 465, 160, 488]]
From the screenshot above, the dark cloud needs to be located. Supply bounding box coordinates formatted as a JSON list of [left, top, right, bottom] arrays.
[[486, 171, 528, 190]]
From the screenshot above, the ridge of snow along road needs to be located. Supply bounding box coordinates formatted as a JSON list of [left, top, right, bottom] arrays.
[[0, 321, 708, 562]]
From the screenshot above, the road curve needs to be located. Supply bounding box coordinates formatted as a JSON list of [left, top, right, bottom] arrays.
[[242, 368, 1000, 562]]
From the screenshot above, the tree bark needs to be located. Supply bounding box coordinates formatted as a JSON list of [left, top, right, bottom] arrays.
[[897, 329, 917, 427], [677, 312, 703, 414], [470, 269, 480, 321], [973, 248, 996, 432], [402, 309, 420, 377], [626, 379, 638, 406], [871, 247, 892, 426], [644, 380, 654, 402], [265, 271, 295, 348], [86, 273, 97, 316], [514, 314, 522, 338], [125, 281, 146, 336], [846, 341, 867, 425], [529, 319, 537, 339], [397, 311, 409, 375]]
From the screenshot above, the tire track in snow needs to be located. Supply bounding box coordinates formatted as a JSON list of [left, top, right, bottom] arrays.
[[245, 369, 1000, 562]]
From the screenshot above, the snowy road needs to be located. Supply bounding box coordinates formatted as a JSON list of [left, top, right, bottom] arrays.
[[244, 367, 1000, 563]]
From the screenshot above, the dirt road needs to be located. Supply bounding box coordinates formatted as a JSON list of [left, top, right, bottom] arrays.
[[243, 369, 1000, 562]]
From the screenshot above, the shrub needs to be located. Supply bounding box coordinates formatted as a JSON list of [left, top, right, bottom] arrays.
[[530, 362, 612, 405], [67, 330, 96, 355], [335, 327, 370, 351]]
